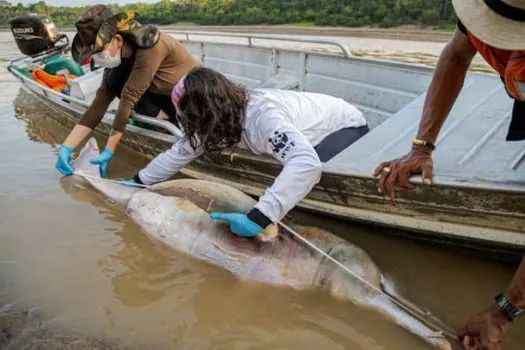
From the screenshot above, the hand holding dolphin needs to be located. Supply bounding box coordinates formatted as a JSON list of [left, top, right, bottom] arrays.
[[210, 212, 263, 238], [56, 144, 75, 176], [90, 147, 114, 178]]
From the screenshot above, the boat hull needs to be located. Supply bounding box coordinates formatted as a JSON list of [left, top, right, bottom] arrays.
[[8, 30, 525, 254], [19, 86, 525, 255]]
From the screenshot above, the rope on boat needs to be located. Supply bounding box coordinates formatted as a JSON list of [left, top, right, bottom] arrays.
[[75, 172, 458, 340]]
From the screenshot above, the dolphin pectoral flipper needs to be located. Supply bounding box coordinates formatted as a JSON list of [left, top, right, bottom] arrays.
[[72, 137, 103, 178], [150, 179, 257, 213], [149, 186, 215, 212]]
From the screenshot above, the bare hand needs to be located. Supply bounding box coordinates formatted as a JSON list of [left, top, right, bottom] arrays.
[[458, 304, 509, 350], [373, 147, 433, 199]]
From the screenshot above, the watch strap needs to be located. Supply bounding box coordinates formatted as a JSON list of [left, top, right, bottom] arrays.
[[495, 293, 525, 321], [413, 138, 436, 151]]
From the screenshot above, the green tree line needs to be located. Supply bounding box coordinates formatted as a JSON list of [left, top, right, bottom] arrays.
[[0, 0, 456, 28]]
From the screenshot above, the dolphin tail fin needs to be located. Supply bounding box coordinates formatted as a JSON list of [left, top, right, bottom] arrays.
[[70, 137, 141, 205], [73, 137, 101, 178]]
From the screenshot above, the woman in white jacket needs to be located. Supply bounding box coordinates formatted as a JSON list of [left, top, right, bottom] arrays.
[[125, 67, 368, 238]]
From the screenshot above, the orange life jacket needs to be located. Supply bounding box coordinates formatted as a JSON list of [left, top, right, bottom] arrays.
[[467, 31, 525, 101], [32, 68, 76, 93]]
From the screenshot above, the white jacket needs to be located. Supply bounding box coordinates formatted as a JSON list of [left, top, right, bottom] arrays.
[[138, 88, 366, 224]]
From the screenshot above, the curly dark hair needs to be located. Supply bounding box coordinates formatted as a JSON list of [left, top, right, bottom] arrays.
[[177, 67, 249, 153]]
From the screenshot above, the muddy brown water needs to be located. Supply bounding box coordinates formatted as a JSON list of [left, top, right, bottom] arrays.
[[0, 32, 523, 349]]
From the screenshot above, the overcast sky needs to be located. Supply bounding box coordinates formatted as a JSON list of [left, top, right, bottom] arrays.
[[9, 0, 159, 6]]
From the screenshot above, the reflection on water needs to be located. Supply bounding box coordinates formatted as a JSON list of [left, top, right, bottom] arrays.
[[59, 177, 176, 307], [0, 36, 523, 349]]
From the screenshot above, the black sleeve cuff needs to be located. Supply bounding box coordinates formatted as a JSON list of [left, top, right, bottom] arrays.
[[457, 19, 467, 35], [133, 173, 145, 185], [247, 208, 273, 229]]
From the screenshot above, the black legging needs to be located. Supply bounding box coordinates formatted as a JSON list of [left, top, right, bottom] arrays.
[[103, 64, 180, 127], [498, 76, 525, 141], [507, 100, 525, 141], [314, 124, 369, 162]]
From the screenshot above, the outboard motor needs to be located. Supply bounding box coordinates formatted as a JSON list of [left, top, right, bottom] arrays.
[[10, 14, 65, 56]]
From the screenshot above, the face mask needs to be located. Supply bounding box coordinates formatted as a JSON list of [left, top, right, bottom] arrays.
[[92, 40, 121, 68]]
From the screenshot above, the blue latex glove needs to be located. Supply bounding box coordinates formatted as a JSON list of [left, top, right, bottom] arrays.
[[119, 179, 144, 188], [90, 147, 114, 178], [56, 144, 75, 176], [210, 212, 263, 238]]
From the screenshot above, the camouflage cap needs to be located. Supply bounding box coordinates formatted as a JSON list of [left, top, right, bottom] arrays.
[[71, 4, 160, 64]]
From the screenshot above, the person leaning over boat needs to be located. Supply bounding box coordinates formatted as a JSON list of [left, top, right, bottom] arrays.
[[373, 1, 525, 349], [122, 66, 369, 238], [55, 4, 199, 177]]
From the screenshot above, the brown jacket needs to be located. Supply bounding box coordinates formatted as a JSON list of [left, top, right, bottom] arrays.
[[79, 32, 199, 132]]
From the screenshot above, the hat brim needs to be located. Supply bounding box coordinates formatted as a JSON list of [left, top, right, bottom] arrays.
[[71, 33, 99, 64], [452, 0, 525, 50]]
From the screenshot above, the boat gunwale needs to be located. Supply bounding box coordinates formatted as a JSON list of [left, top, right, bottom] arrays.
[[7, 34, 525, 250], [7, 55, 185, 138], [16, 84, 525, 251], [9, 49, 525, 196], [169, 30, 502, 79]]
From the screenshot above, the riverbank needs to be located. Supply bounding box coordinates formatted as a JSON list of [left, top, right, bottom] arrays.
[[2, 24, 453, 43], [158, 24, 454, 43], [2, 23, 492, 74], [160, 26, 492, 73]]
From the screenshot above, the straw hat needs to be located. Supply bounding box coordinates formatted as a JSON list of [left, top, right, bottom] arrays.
[[452, 0, 525, 50]]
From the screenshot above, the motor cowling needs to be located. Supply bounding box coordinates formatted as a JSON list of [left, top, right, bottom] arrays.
[[10, 14, 62, 56]]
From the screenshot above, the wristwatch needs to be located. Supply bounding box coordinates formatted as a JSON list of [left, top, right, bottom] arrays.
[[413, 138, 436, 151], [495, 293, 525, 321]]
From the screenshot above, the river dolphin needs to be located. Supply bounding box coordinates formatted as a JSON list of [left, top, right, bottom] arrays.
[[71, 138, 453, 350]]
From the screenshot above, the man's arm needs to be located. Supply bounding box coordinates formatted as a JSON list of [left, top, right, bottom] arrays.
[[374, 28, 478, 199], [506, 256, 525, 307], [63, 79, 115, 149], [415, 28, 477, 144], [458, 256, 525, 349]]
